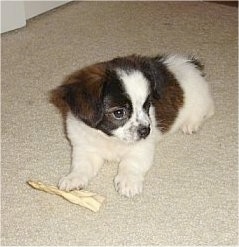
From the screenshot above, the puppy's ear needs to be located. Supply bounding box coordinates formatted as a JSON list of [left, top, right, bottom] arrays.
[[51, 64, 106, 127]]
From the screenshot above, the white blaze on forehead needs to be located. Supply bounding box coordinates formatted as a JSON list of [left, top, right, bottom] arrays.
[[113, 69, 151, 142], [116, 69, 149, 105]]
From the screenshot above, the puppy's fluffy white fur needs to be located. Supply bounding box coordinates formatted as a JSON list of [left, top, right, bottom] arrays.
[[56, 55, 214, 197]]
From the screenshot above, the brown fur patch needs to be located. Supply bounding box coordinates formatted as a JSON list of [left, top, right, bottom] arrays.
[[63, 63, 106, 86], [153, 78, 184, 133]]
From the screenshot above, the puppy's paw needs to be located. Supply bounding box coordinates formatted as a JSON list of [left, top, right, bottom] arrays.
[[114, 175, 143, 198], [181, 123, 200, 135], [58, 173, 89, 191]]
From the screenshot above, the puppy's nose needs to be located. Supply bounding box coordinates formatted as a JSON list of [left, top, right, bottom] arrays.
[[137, 125, 150, 139]]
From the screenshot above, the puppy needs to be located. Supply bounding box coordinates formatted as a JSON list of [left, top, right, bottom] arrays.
[[51, 54, 214, 197]]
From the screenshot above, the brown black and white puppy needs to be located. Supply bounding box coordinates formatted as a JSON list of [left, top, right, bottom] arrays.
[[52, 54, 214, 197]]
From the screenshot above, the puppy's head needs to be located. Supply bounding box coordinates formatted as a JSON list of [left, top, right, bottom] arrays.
[[52, 59, 153, 143]]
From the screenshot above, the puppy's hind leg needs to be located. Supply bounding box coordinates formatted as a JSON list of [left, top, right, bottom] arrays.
[[181, 102, 214, 135], [181, 117, 203, 134]]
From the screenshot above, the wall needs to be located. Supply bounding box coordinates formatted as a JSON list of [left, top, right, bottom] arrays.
[[24, 1, 69, 19], [1, 1, 69, 33]]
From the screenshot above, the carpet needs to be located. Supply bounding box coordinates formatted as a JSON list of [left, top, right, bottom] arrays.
[[1, 1, 238, 245]]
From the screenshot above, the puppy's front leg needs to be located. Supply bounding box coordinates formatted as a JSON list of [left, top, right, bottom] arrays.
[[114, 141, 155, 197], [58, 147, 104, 191]]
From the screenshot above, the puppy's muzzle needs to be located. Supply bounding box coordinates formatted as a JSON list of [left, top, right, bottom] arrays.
[[137, 125, 151, 139]]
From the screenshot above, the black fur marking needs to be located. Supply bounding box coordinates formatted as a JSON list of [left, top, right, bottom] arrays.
[[96, 70, 133, 135]]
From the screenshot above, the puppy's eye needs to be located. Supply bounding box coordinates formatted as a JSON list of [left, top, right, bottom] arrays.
[[112, 108, 126, 119]]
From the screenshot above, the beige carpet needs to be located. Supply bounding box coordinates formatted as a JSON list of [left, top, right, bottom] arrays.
[[1, 1, 238, 245]]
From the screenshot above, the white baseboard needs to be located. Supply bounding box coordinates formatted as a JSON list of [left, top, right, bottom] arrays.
[[24, 1, 70, 20]]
